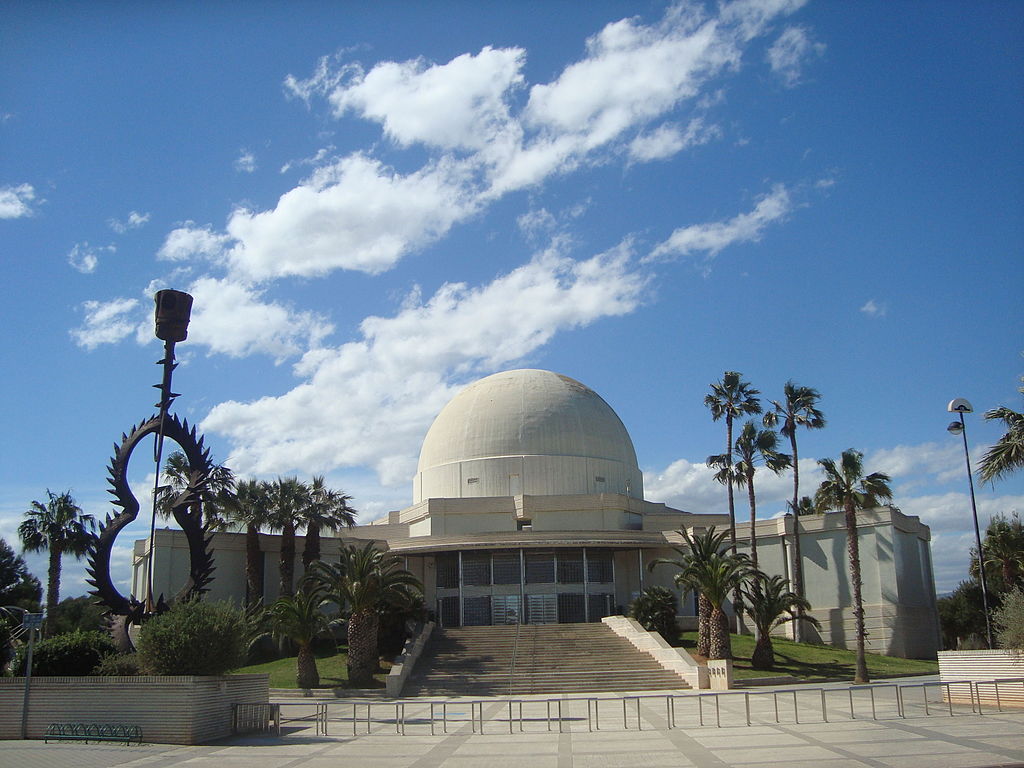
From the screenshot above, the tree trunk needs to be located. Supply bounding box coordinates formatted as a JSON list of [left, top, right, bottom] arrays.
[[726, 416, 746, 633], [751, 633, 774, 670], [347, 608, 380, 688], [708, 605, 732, 660], [46, 546, 61, 637], [790, 430, 805, 642], [747, 471, 758, 571], [697, 593, 712, 658], [279, 519, 296, 597], [245, 524, 262, 607], [296, 642, 320, 689], [845, 500, 869, 684], [303, 523, 321, 570]]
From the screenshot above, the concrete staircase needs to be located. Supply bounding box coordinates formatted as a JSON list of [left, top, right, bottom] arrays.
[[404, 622, 690, 696]]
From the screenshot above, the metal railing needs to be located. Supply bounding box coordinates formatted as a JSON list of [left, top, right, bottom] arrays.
[[248, 677, 1024, 739]]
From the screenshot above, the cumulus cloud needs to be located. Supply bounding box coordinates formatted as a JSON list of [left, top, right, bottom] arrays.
[[0, 183, 38, 218], [767, 25, 825, 88], [184, 277, 334, 361], [70, 297, 144, 349], [235, 150, 257, 173], [157, 222, 231, 262], [860, 298, 887, 318], [203, 242, 648, 482], [628, 118, 721, 162], [67, 242, 114, 274], [647, 183, 792, 264], [108, 210, 151, 233]]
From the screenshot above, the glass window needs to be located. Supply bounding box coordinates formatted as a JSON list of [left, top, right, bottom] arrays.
[[492, 552, 520, 584], [556, 549, 584, 584], [463, 595, 492, 626], [557, 593, 585, 623], [436, 553, 459, 589], [525, 551, 555, 583], [493, 594, 521, 625], [462, 551, 491, 586], [527, 593, 557, 624], [588, 593, 613, 621], [586, 550, 614, 584], [438, 595, 460, 627]]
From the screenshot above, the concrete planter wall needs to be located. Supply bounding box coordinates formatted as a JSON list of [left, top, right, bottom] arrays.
[[938, 649, 1024, 706], [0, 673, 269, 745], [386, 621, 435, 697]]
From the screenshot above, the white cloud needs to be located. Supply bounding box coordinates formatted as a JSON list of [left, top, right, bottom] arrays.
[[328, 46, 525, 152], [225, 154, 480, 279], [203, 242, 648, 482], [0, 183, 38, 219], [628, 118, 721, 162], [860, 299, 887, 318], [70, 297, 144, 349], [109, 210, 151, 233], [235, 150, 257, 173], [647, 183, 792, 264], [157, 222, 231, 262], [767, 25, 825, 88], [67, 242, 114, 274], [184, 277, 334, 361]]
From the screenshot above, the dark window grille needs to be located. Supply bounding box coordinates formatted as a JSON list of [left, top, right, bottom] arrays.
[[463, 596, 492, 626], [436, 553, 459, 589], [492, 552, 520, 584], [557, 593, 585, 623], [586, 550, 614, 584], [438, 595, 460, 627], [462, 552, 491, 586], [525, 551, 555, 583], [588, 592, 613, 621], [556, 549, 584, 584]]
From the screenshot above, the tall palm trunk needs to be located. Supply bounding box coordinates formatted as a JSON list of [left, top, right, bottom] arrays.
[[46, 547, 61, 637], [845, 499, 869, 684], [746, 473, 758, 570], [789, 430, 806, 642], [726, 416, 745, 633], [280, 519, 296, 598], [697, 593, 712, 657], [303, 522, 321, 569], [347, 608, 380, 687], [245, 524, 262, 607]]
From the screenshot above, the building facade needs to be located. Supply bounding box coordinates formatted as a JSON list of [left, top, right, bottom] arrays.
[[136, 369, 941, 658]]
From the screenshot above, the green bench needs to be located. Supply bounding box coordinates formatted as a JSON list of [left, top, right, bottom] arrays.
[[44, 722, 143, 745]]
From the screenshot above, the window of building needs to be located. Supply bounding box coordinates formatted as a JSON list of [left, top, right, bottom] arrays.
[[438, 595, 460, 627], [462, 551, 491, 586], [556, 549, 584, 584], [525, 551, 555, 583], [436, 553, 459, 589], [558, 593, 586, 623], [586, 550, 614, 584], [492, 552, 520, 584], [463, 595, 492, 626]]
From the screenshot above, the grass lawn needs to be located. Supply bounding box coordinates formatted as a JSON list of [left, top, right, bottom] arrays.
[[676, 631, 938, 682], [235, 648, 391, 689]]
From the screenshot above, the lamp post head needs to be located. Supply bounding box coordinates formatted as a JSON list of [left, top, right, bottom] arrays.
[[947, 421, 964, 436], [947, 398, 973, 414], [154, 290, 193, 343]]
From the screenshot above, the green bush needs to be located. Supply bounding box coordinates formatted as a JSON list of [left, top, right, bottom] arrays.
[[91, 652, 141, 676], [136, 599, 246, 675], [13, 630, 115, 676], [629, 586, 679, 643], [994, 588, 1024, 651]]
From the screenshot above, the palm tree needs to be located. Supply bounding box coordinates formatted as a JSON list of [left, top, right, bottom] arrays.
[[979, 405, 1024, 484], [18, 490, 96, 635], [223, 479, 271, 607], [971, 512, 1024, 594], [763, 381, 825, 641], [815, 449, 893, 684], [704, 372, 762, 555], [311, 542, 422, 687], [301, 476, 356, 569], [156, 451, 236, 530], [711, 421, 791, 571], [741, 573, 819, 669], [269, 578, 330, 689], [652, 527, 754, 660], [267, 477, 308, 598]]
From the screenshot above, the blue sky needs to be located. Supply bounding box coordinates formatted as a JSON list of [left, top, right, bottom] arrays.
[[2, 1, 1021, 601]]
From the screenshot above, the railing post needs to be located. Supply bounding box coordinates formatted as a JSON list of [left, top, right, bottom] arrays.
[[635, 697, 642, 731], [744, 693, 751, 726], [848, 687, 855, 719], [430, 702, 435, 736], [698, 694, 704, 727], [793, 690, 799, 724], [869, 688, 876, 720], [557, 699, 563, 734], [821, 688, 828, 723], [714, 694, 721, 728]]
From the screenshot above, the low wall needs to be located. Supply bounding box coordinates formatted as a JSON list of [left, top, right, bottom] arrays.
[[386, 621, 435, 697], [938, 649, 1024, 707], [0, 674, 269, 744], [602, 616, 709, 689]]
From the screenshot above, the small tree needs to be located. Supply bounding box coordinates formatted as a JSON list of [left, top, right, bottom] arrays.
[[136, 600, 246, 675], [993, 588, 1024, 651], [269, 580, 330, 689], [629, 586, 678, 643], [0, 537, 42, 609], [741, 573, 819, 669]]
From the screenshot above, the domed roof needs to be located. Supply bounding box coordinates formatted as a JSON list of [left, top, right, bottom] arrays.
[[414, 369, 643, 502]]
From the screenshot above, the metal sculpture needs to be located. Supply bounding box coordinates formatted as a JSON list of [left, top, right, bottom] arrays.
[[86, 290, 217, 649]]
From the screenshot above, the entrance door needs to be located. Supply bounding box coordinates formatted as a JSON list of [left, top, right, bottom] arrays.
[[526, 593, 557, 624], [493, 594, 521, 624]]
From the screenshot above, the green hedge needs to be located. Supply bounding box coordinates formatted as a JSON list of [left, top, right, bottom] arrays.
[[137, 600, 246, 675]]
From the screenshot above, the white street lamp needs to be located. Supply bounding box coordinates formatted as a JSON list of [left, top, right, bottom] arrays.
[[947, 397, 993, 648]]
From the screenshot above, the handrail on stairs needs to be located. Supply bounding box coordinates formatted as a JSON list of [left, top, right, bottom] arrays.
[[508, 619, 521, 697]]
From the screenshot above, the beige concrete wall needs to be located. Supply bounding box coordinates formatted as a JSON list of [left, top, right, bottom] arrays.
[[0, 674, 268, 744]]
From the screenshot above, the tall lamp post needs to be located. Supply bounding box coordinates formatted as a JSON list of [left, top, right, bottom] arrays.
[[947, 397, 993, 649]]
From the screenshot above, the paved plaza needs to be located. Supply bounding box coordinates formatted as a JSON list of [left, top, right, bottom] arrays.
[[3, 679, 1024, 768]]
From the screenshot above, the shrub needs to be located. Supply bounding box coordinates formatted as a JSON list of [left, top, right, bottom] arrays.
[[91, 652, 141, 676], [629, 586, 679, 643], [13, 630, 115, 676], [136, 599, 246, 675], [994, 588, 1024, 651]]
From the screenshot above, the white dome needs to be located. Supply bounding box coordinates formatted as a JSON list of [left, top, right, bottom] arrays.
[[413, 369, 643, 503]]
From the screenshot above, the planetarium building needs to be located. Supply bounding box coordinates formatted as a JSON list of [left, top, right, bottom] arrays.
[[138, 369, 941, 657]]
